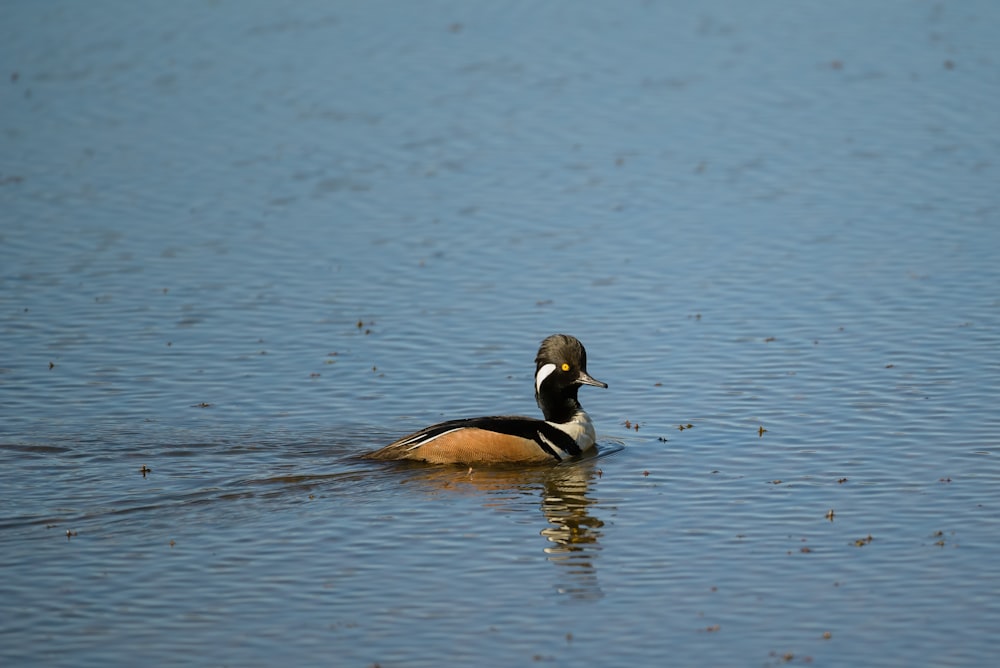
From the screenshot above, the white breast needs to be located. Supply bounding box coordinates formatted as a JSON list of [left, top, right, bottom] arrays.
[[547, 410, 598, 452]]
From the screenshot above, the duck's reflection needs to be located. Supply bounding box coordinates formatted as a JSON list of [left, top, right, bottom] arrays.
[[399, 456, 605, 600], [538, 464, 604, 599]]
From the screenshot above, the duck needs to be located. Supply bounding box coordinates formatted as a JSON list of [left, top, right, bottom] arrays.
[[365, 334, 607, 465]]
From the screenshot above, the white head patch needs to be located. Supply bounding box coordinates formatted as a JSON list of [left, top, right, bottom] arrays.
[[535, 362, 557, 394]]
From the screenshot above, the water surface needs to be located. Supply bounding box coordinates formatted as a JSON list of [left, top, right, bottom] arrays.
[[2, 1, 999, 666]]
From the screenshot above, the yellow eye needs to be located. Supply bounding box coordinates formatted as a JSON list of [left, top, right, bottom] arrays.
[[561, 363, 571, 372]]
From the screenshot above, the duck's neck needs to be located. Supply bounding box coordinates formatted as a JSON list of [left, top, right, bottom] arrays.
[[537, 386, 583, 424]]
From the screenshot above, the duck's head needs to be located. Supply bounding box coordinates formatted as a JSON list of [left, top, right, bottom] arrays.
[[533, 334, 606, 422]]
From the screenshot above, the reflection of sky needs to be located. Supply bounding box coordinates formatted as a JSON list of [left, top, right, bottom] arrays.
[[4, 1, 998, 336], [2, 2, 1000, 665]]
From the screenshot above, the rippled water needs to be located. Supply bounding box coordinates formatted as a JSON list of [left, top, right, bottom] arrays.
[[3, 1, 999, 666]]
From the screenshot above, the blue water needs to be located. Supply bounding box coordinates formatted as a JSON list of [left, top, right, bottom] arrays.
[[2, 1, 999, 666]]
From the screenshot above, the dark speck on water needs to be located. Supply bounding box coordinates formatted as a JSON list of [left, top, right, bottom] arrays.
[[2, 1, 1000, 667]]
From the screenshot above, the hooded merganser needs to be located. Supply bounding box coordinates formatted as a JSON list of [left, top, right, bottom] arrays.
[[365, 334, 607, 465]]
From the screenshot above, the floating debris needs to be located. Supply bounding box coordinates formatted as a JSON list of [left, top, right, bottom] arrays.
[[854, 534, 874, 547]]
